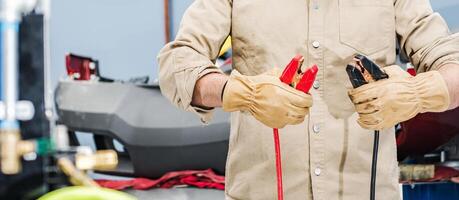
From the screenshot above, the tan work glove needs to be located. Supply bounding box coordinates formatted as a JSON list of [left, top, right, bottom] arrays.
[[348, 65, 450, 130], [222, 69, 312, 128]]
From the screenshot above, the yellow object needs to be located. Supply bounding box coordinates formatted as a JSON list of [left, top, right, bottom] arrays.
[[222, 69, 312, 128], [0, 129, 36, 174], [349, 65, 450, 130], [76, 150, 118, 171], [38, 186, 136, 200], [218, 36, 231, 57]]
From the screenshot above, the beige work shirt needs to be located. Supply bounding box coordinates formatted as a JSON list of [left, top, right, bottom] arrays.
[[158, 0, 459, 199]]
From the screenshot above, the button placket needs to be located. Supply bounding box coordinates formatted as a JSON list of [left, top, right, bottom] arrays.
[[308, 0, 325, 198]]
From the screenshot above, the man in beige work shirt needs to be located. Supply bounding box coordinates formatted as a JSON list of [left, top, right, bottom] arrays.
[[158, 0, 459, 199]]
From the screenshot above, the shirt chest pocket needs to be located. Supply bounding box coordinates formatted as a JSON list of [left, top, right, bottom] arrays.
[[339, 0, 395, 55]]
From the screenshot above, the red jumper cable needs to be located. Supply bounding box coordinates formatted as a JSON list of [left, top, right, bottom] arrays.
[[274, 55, 318, 200]]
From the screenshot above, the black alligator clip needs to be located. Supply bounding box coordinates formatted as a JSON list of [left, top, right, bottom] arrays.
[[346, 54, 389, 88], [345, 54, 390, 200]]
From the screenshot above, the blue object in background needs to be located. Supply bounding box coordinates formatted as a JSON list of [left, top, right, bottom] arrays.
[[403, 182, 459, 200]]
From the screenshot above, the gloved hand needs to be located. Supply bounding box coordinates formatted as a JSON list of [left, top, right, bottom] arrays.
[[222, 69, 312, 128], [348, 65, 450, 130]]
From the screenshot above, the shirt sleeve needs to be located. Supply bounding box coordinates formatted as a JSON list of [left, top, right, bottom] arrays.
[[157, 0, 232, 123], [395, 0, 459, 72]]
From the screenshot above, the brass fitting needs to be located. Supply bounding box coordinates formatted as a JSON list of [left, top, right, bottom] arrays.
[[57, 157, 99, 187], [75, 150, 118, 171], [0, 129, 36, 174], [58, 149, 118, 187]]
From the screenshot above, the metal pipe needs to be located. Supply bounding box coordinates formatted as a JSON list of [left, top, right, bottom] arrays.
[[1, 0, 37, 125], [39, 0, 56, 146], [163, 0, 171, 43], [2, 22, 19, 123], [1, 0, 21, 123], [40, 0, 53, 120]]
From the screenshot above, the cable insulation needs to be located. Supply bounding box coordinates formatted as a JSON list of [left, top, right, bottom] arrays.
[[273, 128, 283, 200], [370, 131, 379, 200]]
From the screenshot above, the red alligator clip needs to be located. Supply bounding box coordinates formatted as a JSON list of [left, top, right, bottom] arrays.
[[273, 55, 318, 200], [280, 55, 318, 93]]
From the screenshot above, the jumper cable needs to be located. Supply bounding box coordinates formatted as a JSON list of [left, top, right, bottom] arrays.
[[346, 54, 389, 200], [274, 55, 318, 200]]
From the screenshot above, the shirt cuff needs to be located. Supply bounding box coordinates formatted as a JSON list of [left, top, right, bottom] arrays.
[[183, 65, 224, 124]]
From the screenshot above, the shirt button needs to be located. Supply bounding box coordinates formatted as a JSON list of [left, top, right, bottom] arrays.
[[313, 124, 320, 133], [312, 41, 320, 48], [314, 168, 321, 176], [313, 80, 320, 89]]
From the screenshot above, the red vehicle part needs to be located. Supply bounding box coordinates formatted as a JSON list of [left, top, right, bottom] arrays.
[[65, 53, 99, 81], [273, 55, 318, 200], [398, 108, 459, 160]]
